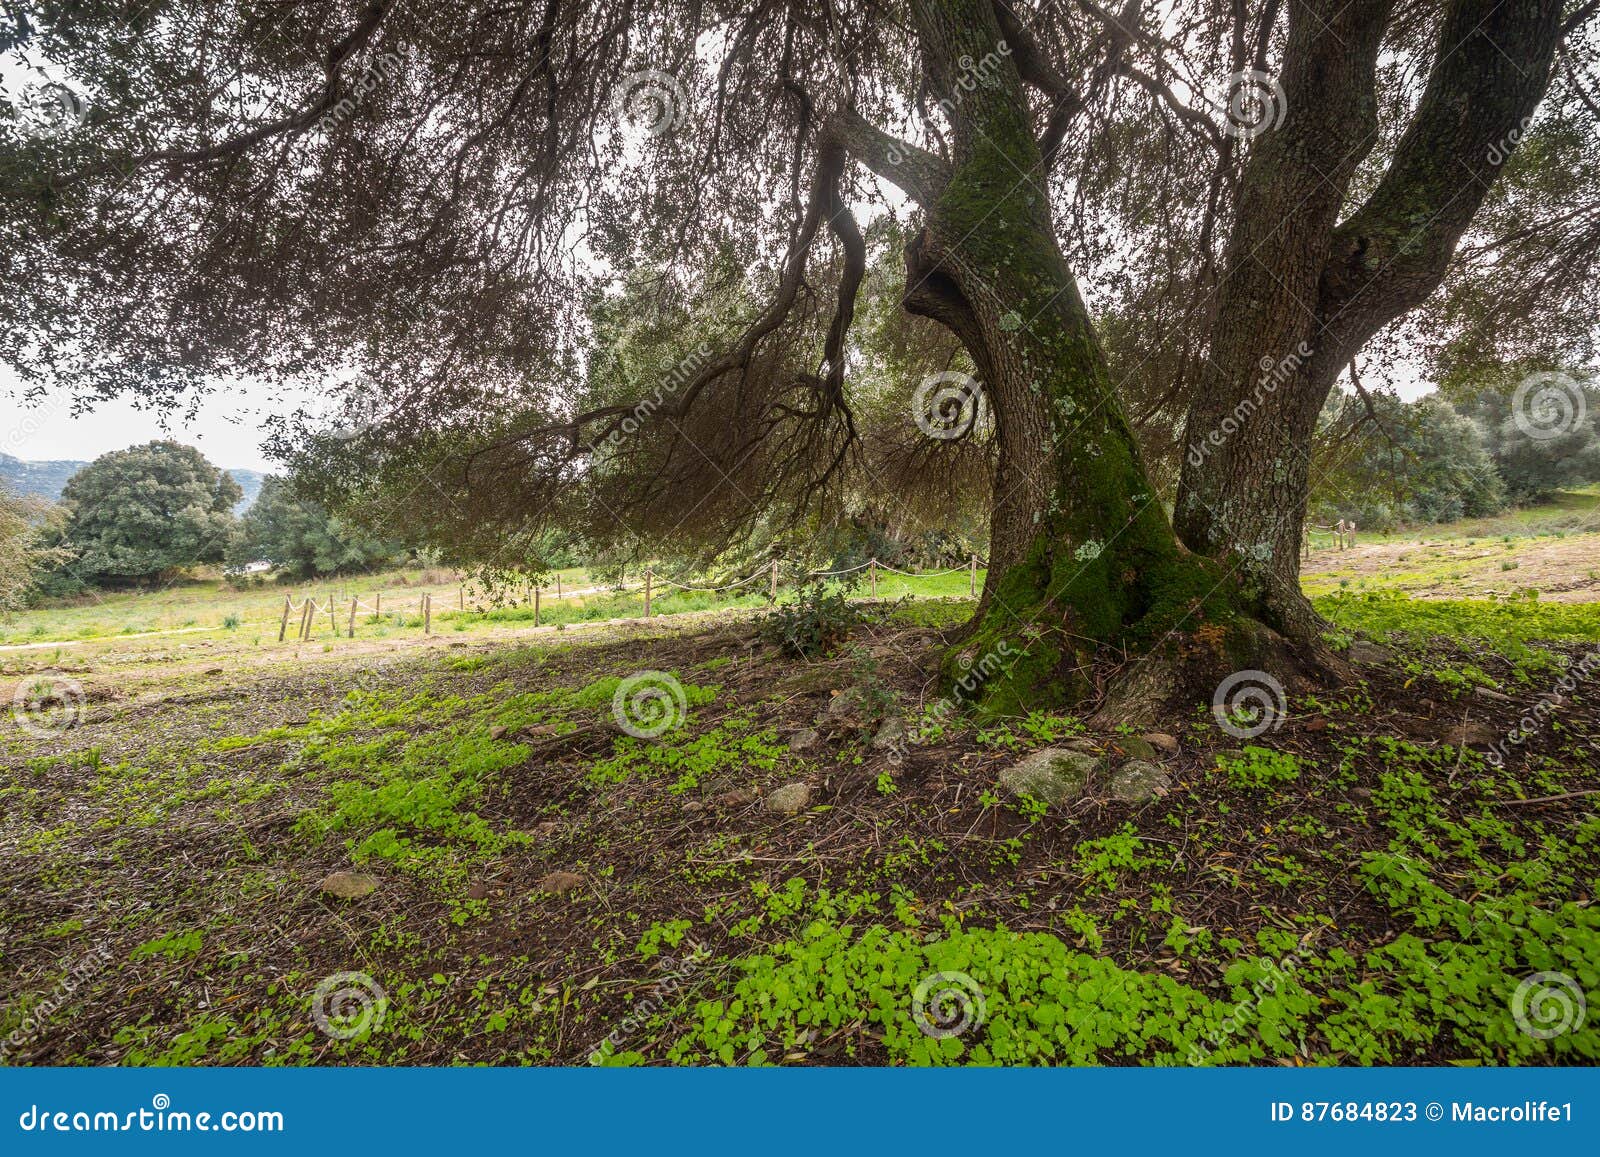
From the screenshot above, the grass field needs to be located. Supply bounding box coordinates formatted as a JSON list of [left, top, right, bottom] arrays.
[[3, 507, 1599, 1067]]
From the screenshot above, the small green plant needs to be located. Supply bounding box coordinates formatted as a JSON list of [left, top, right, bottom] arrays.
[[1216, 746, 1302, 790], [757, 582, 861, 657]]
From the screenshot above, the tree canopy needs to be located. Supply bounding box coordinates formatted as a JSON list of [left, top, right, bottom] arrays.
[[5, 0, 1598, 709], [229, 474, 399, 578], [56, 441, 241, 586]]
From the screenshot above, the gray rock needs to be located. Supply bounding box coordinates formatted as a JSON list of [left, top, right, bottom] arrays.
[[1063, 738, 1102, 754], [997, 748, 1098, 807], [871, 716, 909, 750], [318, 871, 380, 900], [1141, 732, 1180, 756], [823, 687, 865, 724], [788, 728, 820, 753], [1472, 686, 1514, 703], [1113, 735, 1158, 762], [1109, 759, 1170, 803], [763, 782, 812, 815], [1346, 640, 1394, 667]]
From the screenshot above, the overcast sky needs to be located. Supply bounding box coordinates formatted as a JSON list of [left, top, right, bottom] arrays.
[[0, 361, 307, 472], [3, 354, 1436, 473]]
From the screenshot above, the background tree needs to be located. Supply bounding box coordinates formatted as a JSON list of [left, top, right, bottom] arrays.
[[1447, 367, 1600, 502], [4, 1, 1596, 712], [227, 475, 398, 579], [57, 442, 240, 587], [0, 483, 70, 613], [1310, 393, 1508, 531]]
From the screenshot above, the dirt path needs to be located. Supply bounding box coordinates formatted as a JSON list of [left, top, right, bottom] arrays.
[[1301, 530, 1600, 602]]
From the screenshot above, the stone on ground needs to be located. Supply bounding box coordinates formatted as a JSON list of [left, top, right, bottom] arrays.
[[318, 871, 380, 900], [763, 782, 812, 815], [997, 748, 1098, 807], [1108, 759, 1170, 803]]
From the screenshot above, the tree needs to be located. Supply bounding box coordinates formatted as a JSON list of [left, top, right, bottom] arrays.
[[229, 476, 398, 578], [0, 484, 70, 614], [57, 442, 241, 586], [1310, 393, 1507, 531], [1448, 367, 1600, 502], [3, 1, 1594, 712]]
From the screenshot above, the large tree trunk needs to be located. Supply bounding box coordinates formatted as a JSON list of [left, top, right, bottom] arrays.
[[1174, 0, 1565, 640], [903, 0, 1235, 715]]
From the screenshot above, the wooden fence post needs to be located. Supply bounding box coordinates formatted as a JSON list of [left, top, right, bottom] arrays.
[[328, 597, 336, 634], [556, 575, 562, 599], [279, 595, 291, 643], [769, 559, 778, 602], [970, 553, 978, 598], [534, 585, 541, 627], [644, 568, 652, 618], [348, 597, 357, 639], [459, 584, 465, 611], [300, 599, 312, 641], [375, 591, 382, 615], [869, 559, 878, 599], [423, 593, 432, 634]]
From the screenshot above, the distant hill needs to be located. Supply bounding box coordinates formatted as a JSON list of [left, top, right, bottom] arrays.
[[0, 452, 265, 511]]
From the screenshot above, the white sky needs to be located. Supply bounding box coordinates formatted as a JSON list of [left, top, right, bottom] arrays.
[[0, 362, 308, 471]]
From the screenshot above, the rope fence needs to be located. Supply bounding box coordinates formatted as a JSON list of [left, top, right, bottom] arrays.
[[267, 554, 992, 643]]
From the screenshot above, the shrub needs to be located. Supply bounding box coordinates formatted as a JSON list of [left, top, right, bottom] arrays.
[[757, 583, 861, 657]]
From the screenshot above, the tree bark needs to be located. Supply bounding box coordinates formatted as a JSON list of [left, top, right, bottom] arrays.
[[1175, 0, 1565, 640], [901, 0, 1234, 714]]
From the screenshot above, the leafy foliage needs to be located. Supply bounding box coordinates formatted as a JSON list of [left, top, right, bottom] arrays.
[[56, 441, 241, 586], [228, 475, 398, 578], [757, 583, 862, 658]]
